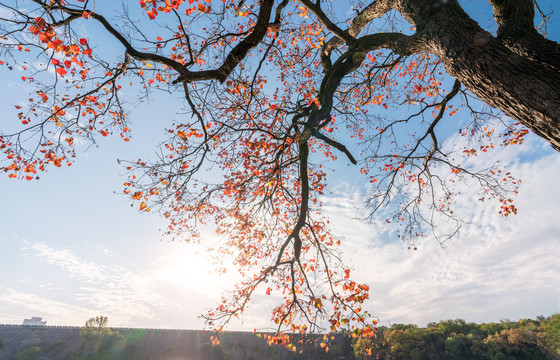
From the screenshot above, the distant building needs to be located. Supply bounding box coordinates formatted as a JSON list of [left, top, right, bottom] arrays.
[[22, 317, 46, 326]]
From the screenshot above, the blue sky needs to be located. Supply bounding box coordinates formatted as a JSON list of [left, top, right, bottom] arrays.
[[1, 1, 559, 330]]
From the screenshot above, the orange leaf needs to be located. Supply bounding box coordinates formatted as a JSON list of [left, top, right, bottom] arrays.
[[56, 68, 67, 76], [38, 33, 50, 43]]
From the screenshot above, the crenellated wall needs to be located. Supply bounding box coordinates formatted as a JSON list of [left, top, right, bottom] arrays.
[[0, 324, 349, 360], [0, 325, 221, 359]]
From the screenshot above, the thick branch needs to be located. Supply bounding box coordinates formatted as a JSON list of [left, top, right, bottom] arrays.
[[489, 0, 560, 69], [313, 131, 357, 164], [322, 0, 396, 55], [172, 0, 274, 83], [292, 138, 310, 260], [30, 0, 188, 73], [397, 0, 560, 150], [490, 0, 535, 37], [35, 0, 275, 83]]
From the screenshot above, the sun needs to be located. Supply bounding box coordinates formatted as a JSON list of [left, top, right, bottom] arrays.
[[154, 243, 239, 295]]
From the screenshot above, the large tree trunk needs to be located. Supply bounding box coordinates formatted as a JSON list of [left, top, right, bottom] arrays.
[[399, 0, 560, 150]]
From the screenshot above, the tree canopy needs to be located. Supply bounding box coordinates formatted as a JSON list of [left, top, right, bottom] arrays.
[[354, 315, 560, 359], [80, 316, 115, 342], [1, 0, 558, 343]]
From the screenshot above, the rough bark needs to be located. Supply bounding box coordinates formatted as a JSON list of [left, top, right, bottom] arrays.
[[308, 0, 560, 150], [395, 0, 560, 150], [489, 0, 560, 69]]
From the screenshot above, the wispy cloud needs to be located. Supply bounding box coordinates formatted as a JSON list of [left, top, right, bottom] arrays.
[[321, 135, 560, 326], [21, 242, 169, 325], [0, 241, 223, 327], [0, 287, 95, 325], [1, 134, 558, 330]]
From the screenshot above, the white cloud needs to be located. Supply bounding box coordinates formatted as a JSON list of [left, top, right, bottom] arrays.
[[0, 241, 239, 328], [1, 131, 558, 331], [22, 242, 169, 324], [321, 135, 560, 326], [0, 288, 94, 325]]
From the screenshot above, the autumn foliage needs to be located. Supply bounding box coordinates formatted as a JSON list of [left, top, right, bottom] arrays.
[[1, 0, 557, 348]]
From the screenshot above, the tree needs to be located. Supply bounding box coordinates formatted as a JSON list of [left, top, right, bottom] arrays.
[[542, 314, 560, 355], [484, 328, 548, 360], [80, 316, 115, 342], [1, 0, 558, 343], [16, 346, 42, 360], [78, 316, 124, 359], [354, 335, 375, 359], [435, 319, 476, 337]]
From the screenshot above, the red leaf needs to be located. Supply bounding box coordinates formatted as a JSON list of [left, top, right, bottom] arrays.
[[38, 33, 50, 43], [56, 68, 67, 76]]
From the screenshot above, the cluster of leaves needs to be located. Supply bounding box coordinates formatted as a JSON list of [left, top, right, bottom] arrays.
[[0, 7, 129, 181], [353, 315, 560, 360], [0, 0, 553, 348]]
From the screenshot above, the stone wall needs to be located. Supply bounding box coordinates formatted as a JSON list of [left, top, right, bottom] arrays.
[[0, 325, 82, 359], [0, 324, 350, 360]]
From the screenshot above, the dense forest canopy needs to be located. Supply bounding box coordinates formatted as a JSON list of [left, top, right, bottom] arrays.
[[0, 0, 558, 342], [354, 315, 560, 359]]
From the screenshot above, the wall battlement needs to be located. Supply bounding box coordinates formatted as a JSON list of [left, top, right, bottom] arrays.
[[0, 324, 348, 360]]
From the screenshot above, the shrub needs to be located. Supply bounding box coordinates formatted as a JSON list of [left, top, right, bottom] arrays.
[[17, 346, 42, 360]]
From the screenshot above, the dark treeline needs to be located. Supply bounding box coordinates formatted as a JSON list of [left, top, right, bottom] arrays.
[[2, 314, 559, 359], [354, 314, 560, 360]]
